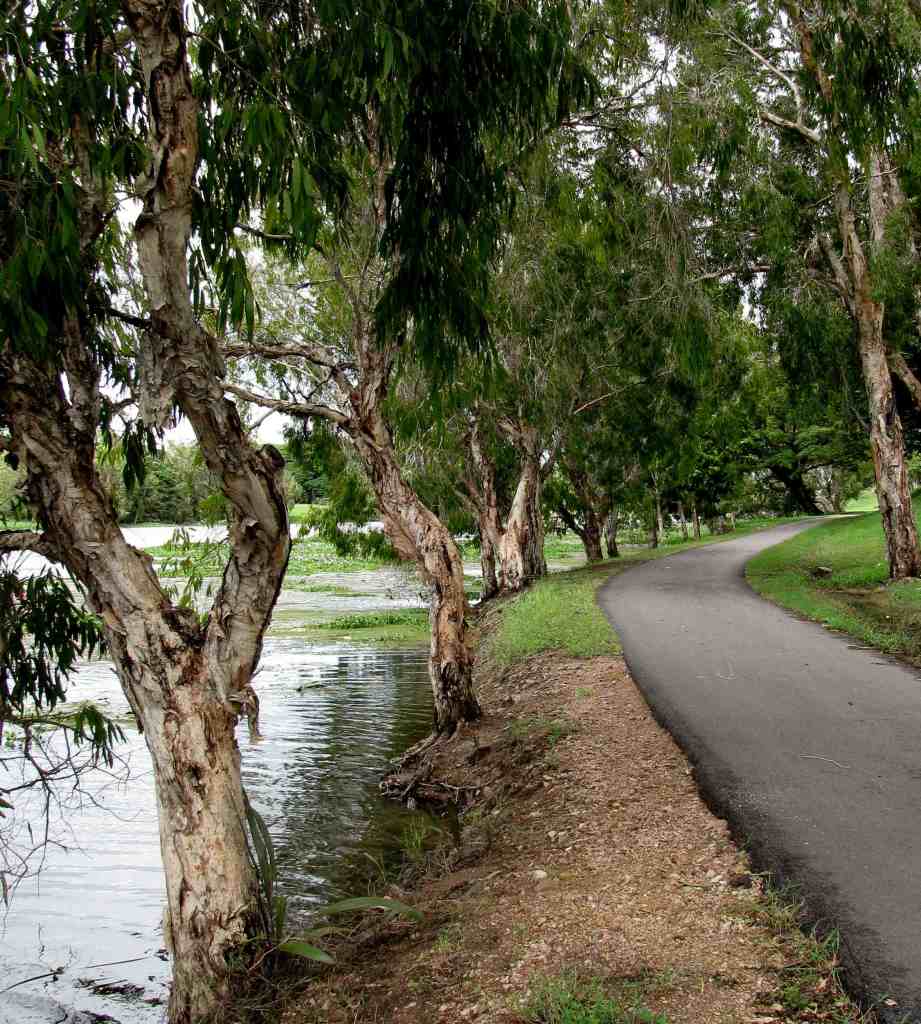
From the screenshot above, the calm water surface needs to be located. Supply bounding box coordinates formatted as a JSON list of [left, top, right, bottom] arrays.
[[0, 629, 432, 1024]]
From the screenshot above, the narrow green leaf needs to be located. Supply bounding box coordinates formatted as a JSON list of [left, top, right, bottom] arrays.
[[278, 940, 335, 964]]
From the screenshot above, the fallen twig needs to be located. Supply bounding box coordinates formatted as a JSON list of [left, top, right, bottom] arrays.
[[1, 968, 65, 993], [800, 754, 850, 769]]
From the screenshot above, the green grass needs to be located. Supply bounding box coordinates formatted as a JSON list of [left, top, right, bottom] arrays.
[[543, 533, 591, 560], [488, 566, 623, 665], [844, 487, 878, 513], [147, 534, 391, 578], [736, 885, 872, 1023], [521, 973, 668, 1024], [279, 608, 430, 646], [282, 581, 363, 595], [747, 509, 921, 663], [289, 503, 324, 524]]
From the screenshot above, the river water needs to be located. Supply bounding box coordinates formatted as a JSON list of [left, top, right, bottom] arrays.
[[0, 566, 434, 1024]]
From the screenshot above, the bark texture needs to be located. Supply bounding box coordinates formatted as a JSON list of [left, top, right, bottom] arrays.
[[498, 444, 547, 590], [463, 418, 548, 595], [467, 422, 502, 601], [835, 169, 921, 578]]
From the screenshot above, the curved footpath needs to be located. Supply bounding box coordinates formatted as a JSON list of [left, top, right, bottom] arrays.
[[598, 521, 921, 1023]]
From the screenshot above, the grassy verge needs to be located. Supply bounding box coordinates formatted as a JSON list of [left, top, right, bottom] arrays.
[[519, 972, 668, 1024], [747, 510, 921, 664], [487, 515, 811, 667], [736, 884, 876, 1024], [487, 566, 623, 665]]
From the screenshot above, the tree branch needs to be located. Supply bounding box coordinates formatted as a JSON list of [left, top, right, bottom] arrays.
[[888, 350, 921, 413], [223, 341, 351, 372], [817, 232, 854, 314], [235, 222, 293, 242], [0, 531, 61, 562], [103, 306, 151, 331], [722, 29, 801, 105], [759, 109, 822, 146], [224, 383, 348, 426]]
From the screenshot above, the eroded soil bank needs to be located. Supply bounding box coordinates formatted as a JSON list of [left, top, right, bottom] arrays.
[[286, 600, 868, 1024]]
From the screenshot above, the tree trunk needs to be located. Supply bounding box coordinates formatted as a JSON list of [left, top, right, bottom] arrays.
[[604, 507, 620, 558], [350, 404, 479, 734], [467, 421, 501, 602], [101, 6, 293, 1017], [769, 464, 823, 515], [692, 502, 701, 540], [837, 172, 921, 578], [131, 655, 259, 1023], [478, 509, 500, 601], [557, 503, 603, 563], [2, 350, 285, 1024], [498, 447, 546, 591], [677, 501, 688, 540], [857, 310, 921, 577], [580, 511, 604, 562], [653, 477, 665, 541]]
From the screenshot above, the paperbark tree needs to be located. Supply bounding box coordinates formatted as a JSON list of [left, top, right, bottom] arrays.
[[225, 150, 480, 736], [1, 8, 290, 1020]]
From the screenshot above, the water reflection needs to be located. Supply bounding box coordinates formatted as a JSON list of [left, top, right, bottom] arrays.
[[1, 637, 431, 1024]]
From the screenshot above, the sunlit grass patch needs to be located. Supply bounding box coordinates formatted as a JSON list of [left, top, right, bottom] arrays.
[[488, 568, 621, 666]]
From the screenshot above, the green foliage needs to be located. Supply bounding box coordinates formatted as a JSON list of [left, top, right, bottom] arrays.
[[0, 570, 104, 724], [0, 462, 25, 521], [97, 443, 227, 525], [0, 566, 125, 858], [316, 610, 428, 631], [192, 0, 592, 366], [286, 424, 398, 559], [0, 0, 146, 361]]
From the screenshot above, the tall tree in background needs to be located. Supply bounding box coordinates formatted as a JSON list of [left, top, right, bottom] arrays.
[[676, 0, 921, 575]]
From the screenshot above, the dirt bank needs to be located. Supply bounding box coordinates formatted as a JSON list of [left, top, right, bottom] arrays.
[[286, 603, 868, 1023]]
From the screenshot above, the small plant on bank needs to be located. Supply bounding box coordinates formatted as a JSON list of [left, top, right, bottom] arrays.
[[243, 798, 421, 967], [521, 973, 669, 1024], [509, 715, 577, 748], [398, 816, 448, 864]]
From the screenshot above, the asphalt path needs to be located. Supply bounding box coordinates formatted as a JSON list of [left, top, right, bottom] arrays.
[[598, 520, 921, 1022]]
